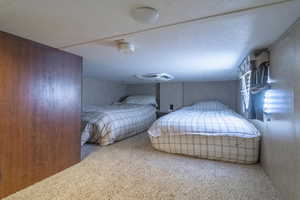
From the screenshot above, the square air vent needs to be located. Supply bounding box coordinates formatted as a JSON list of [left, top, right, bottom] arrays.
[[135, 73, 174, 81]]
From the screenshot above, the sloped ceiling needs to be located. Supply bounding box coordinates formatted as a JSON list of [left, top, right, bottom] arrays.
[[0, 0, 300, 83]]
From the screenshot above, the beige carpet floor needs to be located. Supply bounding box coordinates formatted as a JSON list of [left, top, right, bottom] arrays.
[[5, 132, 279, 200]]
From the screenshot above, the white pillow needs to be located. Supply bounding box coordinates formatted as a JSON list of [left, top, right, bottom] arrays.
[[124, 95, 157, 107], [82, 105, 99, 112], [191, 101, 228, 111]]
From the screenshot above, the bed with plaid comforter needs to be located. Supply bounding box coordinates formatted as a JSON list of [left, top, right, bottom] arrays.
[[148, 107, 260, 164], [82, 104, 156, 146]]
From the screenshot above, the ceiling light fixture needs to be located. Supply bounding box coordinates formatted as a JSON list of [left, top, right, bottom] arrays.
[[131, 7, 159, 24]]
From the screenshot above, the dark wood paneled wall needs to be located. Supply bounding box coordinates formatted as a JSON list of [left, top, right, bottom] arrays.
[[0, 31, 82, 198]]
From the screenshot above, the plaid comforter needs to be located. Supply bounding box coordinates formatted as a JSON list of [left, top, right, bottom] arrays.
[[148, 107, 260, 164], [82, 104, 156, 145], [148, 107, 259, 138]]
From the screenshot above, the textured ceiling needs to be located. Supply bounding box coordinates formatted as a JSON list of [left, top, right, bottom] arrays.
[[0, 0, 300, 83]]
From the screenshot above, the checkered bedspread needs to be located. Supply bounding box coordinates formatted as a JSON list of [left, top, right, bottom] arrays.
[[148, 107, 260, 164], [82, 104, 156, 145], [148, 107, 259, 138]]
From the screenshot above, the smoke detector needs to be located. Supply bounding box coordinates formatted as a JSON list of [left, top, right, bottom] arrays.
[[117, 40, 135, 53], [136, 73, 174, 81], [131, 7, 159, 24]]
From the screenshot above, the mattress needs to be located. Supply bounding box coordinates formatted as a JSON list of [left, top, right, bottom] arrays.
[[148, 107, 260, 164], [81, 104, 156, 146]]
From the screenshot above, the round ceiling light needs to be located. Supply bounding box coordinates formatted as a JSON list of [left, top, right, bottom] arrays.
[[131, 7, 159, 24]]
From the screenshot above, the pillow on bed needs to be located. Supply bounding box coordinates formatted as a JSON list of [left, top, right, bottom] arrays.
[[82, 105, 99, 112], [124, 95, 157, 107], [191, 101, 228, 111]]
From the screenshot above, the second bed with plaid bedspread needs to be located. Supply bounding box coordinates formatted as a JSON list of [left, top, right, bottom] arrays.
[[148, 107, 260, 164], [82, 104, 156, 146]]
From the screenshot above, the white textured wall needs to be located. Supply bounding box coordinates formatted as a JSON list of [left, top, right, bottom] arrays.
[[258, 20, 300, 200], [160, 83, 183, 112], [126, 84, 156, 96], [160, 81, 238, 112], [183, 81, 238, 110], [82, 77, 126, 106]]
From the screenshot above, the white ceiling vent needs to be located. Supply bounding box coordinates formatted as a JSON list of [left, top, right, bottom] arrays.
[[135, 73, 174, 81]]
